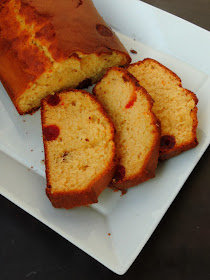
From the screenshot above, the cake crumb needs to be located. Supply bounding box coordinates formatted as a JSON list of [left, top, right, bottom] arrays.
[[31, 149, 33, 152], [121, 189, 127, 196], [108, 185, 119, 192], [130, 49, 137, 54], [41, 159, 45, 165], [109, 186, 127, 196]]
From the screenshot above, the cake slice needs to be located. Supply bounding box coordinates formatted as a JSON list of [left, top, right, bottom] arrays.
[[93, 67, 160, 190], [0, 0, 131, 114], [41, 90, 116, 209], [127, 58, 198, 160]]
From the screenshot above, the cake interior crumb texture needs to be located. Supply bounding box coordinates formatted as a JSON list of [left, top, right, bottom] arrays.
[[128, 59, 198, 159], [19, 51, 125, 114], [93, 67, 160, 188], [41, 90, 115, 208], [0, 0, 130, 114]]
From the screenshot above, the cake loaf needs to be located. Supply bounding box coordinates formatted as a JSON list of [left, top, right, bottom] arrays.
[[93, 67, 160, 189], [0, 0, 131, 114], [127, 59, 198, 160], [41, 89, 116, 209]]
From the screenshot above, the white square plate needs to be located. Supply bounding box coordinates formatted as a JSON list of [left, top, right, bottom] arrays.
[[0, 0, 210, 275]]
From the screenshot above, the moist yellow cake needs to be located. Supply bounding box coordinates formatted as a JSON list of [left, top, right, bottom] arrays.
[[41, 90, 116, 209], [127, 58, 198, 160], [0, 0, 131, 114], [93, 67, 160, 189]]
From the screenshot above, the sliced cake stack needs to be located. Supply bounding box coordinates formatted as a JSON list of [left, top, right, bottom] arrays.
[[41, 59, 198, 208]]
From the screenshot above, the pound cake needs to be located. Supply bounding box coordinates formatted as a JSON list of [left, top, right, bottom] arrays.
[[93, 67, 160, 189], [41, 90, 116, 209], [127, 59, 198, 160], [0, 0, 131, 114]]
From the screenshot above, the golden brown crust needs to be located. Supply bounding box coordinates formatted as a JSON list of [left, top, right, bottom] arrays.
[[0, 0, 52, 113], [41, 89, 116, 209], [127, 58, 199, 160], [93, 67, 161, 190], [140, 58, 182, 84], [19, 0, 131, 60], [159, 138, 198, 160], [0, 0, 131, 114], [45, 164, 116, 209]]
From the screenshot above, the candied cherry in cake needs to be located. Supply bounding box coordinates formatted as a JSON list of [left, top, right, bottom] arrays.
[[160, 135, 176, 149], [43, 125, 60, 141], [125, 95, 137, 109], [96, 24, 113, 37], [47, 94, 61, 106]]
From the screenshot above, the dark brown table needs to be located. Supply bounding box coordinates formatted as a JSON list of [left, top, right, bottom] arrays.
[[1, 1, 210, 279]]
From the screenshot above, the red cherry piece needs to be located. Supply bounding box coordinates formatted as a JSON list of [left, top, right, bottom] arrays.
[[125, 96, 137, 109], [96, 24, 113, 37], [43, 125, 60, 141], [160, 135, 176, 149], [47, 94, 61, 106], [125, 92, 137, 109]]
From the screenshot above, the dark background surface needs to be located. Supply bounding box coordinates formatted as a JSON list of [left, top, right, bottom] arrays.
[[1, 0, 210, 279]]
